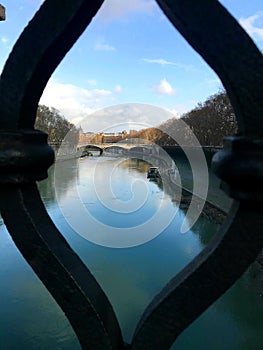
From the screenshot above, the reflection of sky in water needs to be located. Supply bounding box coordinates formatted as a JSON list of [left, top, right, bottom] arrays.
[[55, 158, 180, 247], [77, 159, 166, 227], [0, 157, 262, 349]]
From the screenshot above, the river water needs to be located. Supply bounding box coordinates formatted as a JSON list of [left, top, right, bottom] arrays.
[[0, 156, 262, 349]]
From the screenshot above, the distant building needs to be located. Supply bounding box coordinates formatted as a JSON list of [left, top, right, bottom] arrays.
[[78, 132, 96, 144], [79, 131, 127, 144], [103, 132, 123, 136]]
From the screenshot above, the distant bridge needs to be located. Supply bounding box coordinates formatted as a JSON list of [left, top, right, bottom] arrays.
[[77, 143, 177, 171], [77, 142, 157, 155]]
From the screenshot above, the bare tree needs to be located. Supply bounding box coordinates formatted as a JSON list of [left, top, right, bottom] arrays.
[[35, 105, 80, 147]]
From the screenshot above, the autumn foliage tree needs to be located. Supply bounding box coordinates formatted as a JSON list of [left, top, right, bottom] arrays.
[[128, 128, 172, 145]]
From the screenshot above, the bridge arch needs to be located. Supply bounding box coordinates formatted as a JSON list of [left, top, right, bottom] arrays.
[[78, 144, 103, 155]]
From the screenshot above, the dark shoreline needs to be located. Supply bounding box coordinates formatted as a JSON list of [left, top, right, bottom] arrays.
[[179, 191, 263, 269], [174, 187, 227, 225]]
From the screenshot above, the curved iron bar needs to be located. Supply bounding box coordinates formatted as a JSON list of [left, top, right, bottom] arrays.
[[0, 0, 104, 130], [131, 203, 263, 349], [0, 184, 124, 349], [130, 0, 263, 349], [155, 0, 263, 139], [0, 0, 125, 349]]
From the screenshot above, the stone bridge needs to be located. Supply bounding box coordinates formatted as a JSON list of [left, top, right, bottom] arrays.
[[77, 142, 158, 155]]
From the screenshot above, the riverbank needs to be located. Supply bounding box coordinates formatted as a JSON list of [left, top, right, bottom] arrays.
[[174, 164, 263, 270], [179, 190, 227, 225], [163, 155, 230, 224]]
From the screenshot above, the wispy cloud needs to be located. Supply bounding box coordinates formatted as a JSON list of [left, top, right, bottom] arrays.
[[153, 78, 175, 96], [95, 42, 116, 51], [143, 58, 175, 66], [142, 58, 196, 71], [97, 0, 156, 22], [239, 11, 263, 41]]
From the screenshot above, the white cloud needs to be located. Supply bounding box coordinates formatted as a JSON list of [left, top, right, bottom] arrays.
[[97, 0, 156, 22], [143, 58, 175, 66], [40, 79, 114, 123], [166, 108, 180, 119], [80, 103, 175, 133], [239, 12, 263, 41], [40, 80, 179, 132], [153, 78, 175, 96], [142, 58, 196, 71], [95, 42, 116, 51], [93, 89, 112, 97], [40, 81, 176, 132]]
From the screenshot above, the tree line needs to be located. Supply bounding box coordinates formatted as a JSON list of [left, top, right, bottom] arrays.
[[35, 90, 237, 148], [128, 90, 238, 146]]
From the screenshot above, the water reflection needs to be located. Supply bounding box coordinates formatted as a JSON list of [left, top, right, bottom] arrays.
[[0, 222, 80, 350], [0, 156, 262, 349], [54, 157, 182, 247], [38, 158, 79, 206], [119, 158, 150, 173]]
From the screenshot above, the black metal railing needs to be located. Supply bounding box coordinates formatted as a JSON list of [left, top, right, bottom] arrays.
[[0, 1, 262, 349]]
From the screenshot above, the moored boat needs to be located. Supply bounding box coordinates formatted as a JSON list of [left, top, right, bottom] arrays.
[[147, 166, 161, 178]]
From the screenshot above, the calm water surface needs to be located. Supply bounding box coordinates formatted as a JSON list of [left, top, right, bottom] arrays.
[[0, 157, 262, 349]]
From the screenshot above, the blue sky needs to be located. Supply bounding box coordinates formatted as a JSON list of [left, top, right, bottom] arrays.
[[0, 0, 263, 132]]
